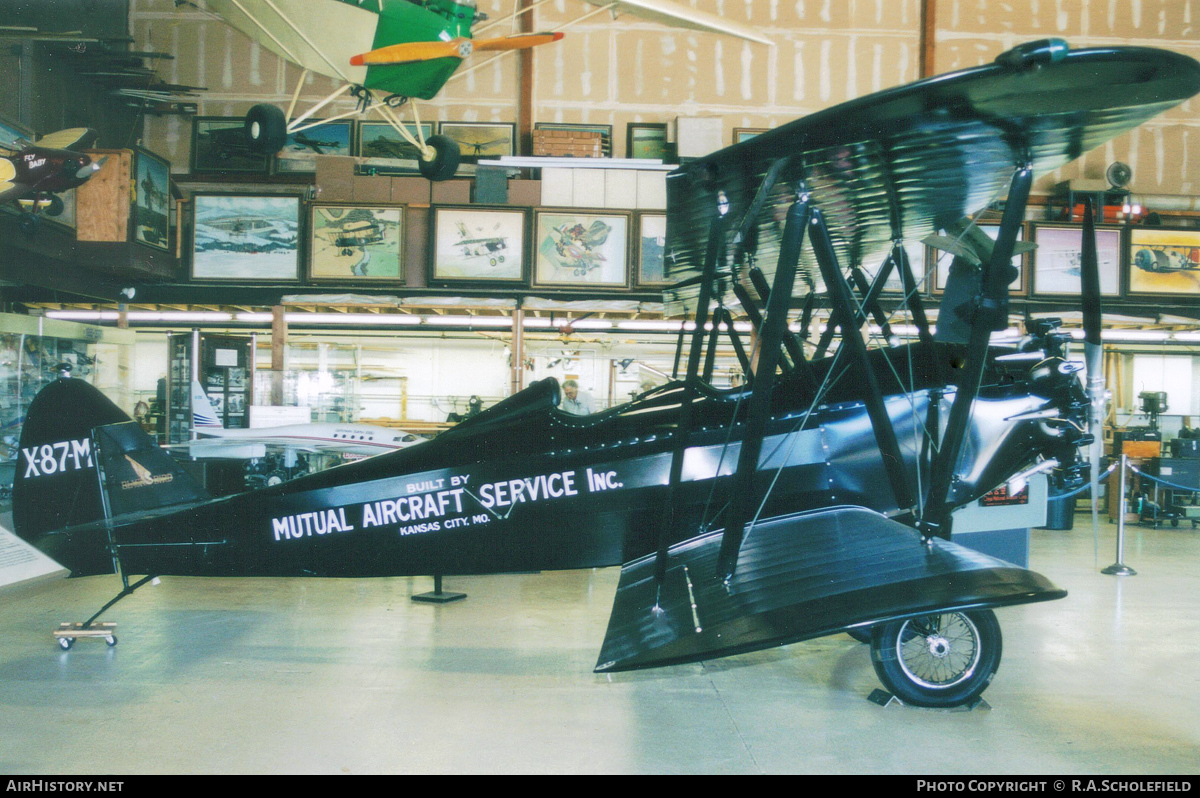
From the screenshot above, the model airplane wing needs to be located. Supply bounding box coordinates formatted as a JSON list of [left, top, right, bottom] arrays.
[[663, 43, 1200, 311], [33, 128, 95, 151], [579, 0, 773, 46]]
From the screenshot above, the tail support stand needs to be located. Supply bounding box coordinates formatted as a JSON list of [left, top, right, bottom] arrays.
[[53, 573, 159, 650], [1102, 454, 1137, 576], [412, 574, 468, 603]]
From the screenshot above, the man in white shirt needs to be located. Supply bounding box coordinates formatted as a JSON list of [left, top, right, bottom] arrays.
[[561, 379, 595, 415]]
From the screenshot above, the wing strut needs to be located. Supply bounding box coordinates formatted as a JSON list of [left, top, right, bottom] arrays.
[[808, 207, 917, 514], [654, 207, 729, 598], [715, 192, 812, 580], [893, 240, 941, 383], [919, 165, 1034, 540]]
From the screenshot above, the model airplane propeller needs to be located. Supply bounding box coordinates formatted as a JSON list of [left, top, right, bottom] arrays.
[[13, 41, 1200, 709], [195, 0, 771, 180]]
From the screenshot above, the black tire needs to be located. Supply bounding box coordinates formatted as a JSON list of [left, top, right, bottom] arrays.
[[870, 609, 1002, 708], [244, 104, 288, 155], [418, 134, 460, 181], [58, 637, 73, 650], [43, 194, 64, 217], [105, 635, 118, 647]]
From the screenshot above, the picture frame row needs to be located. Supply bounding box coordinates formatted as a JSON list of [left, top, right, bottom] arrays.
[[186, 194, 1200, 298], [189, 195, 670, 288], [194, 119, 636, 174], [868, 222, 1200, 299], [194, 118, 737, 174]]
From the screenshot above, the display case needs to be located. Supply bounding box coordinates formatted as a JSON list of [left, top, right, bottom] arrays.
[[166, 331, 255, 444], [0, 314, 135, 496]]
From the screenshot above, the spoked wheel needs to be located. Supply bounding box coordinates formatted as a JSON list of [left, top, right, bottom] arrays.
[[244, 104, 288, 154], [418, 134, 461, 181], [870, 609, 1002, 708]]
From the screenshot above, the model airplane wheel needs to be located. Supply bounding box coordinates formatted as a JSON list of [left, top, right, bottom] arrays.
[[870, 610, 1001, 708], [244, 104, 288, 155], [105, 635, 117, 647], [42, 194, 64, 217], [58, 637, 73, 650], [418, 135, 460, 182]]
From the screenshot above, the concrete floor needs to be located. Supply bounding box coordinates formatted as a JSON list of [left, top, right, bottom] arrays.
[[0, 518, 1197, 775]]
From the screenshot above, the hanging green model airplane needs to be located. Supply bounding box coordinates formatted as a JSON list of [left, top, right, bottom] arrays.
[[199, 0, 772, 180]]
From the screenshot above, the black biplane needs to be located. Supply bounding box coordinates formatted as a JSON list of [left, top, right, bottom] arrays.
[[13, 41, 1200, 708]]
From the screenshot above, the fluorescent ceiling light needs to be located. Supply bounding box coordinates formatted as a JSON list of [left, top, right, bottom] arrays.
[[44, 311, 119, 320], [426, 315, 513, 327], [284, 313, 420, 325], [1102, 330, 1171, 342], [617, 320, 686, 331]]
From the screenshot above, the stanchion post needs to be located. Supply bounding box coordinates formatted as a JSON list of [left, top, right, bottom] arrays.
[[1102, 453, 1137, 576]]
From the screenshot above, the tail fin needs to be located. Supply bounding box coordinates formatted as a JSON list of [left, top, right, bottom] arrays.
[[12, 376, 131, 544], [191, 380, 224, 432], [13, 376, 208, 576]]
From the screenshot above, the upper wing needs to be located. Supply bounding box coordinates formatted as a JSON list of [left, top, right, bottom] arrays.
[[579, 0, 773, 46], [663, 45, 1200, 313]]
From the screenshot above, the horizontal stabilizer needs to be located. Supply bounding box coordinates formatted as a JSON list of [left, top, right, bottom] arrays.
[[595, 506, 1065, 672]]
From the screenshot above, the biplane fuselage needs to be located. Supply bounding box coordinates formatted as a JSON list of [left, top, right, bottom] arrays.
[[18, 340, 1084, 583]]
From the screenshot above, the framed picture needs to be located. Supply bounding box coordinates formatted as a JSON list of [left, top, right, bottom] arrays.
[[309, 204, 404, 282], [431, 206, 527, 282], [733, 127, 767, 144], [534, 123, 612, 157], [533, 209, 630, 288], [132, 147, 171, 251], [932, 224, 1028, 295], [635, 213, 669, 285], [859, 240, 928, 295], [356, 121, 433, 160], [274, 120, 353, 174], [1032, 224, 1122, 296], [191, 117, 269, 174], [626, 123, 671, 160], [438, 122, 516, 163], [1128, 228, 1200, 295], [191, 193, 301, 282]]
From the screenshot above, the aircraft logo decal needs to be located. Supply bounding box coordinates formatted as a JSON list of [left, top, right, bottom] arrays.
[[121, 454, 174, 490]]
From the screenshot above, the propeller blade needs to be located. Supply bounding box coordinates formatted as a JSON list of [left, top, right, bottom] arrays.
[[1079, 198, 1106, 562], [76, 155, 106, 180], [350, 38, 474, 66], [473, 32, 565, 52]]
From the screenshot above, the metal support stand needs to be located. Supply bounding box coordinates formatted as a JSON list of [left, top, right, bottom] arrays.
[[1102, 454, 1137, 576], [412, 574, 467, 603]]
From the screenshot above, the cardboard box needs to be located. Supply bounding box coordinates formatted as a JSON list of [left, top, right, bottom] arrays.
[[314, 156, 356, 202], [431, 180, 471, 204]]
